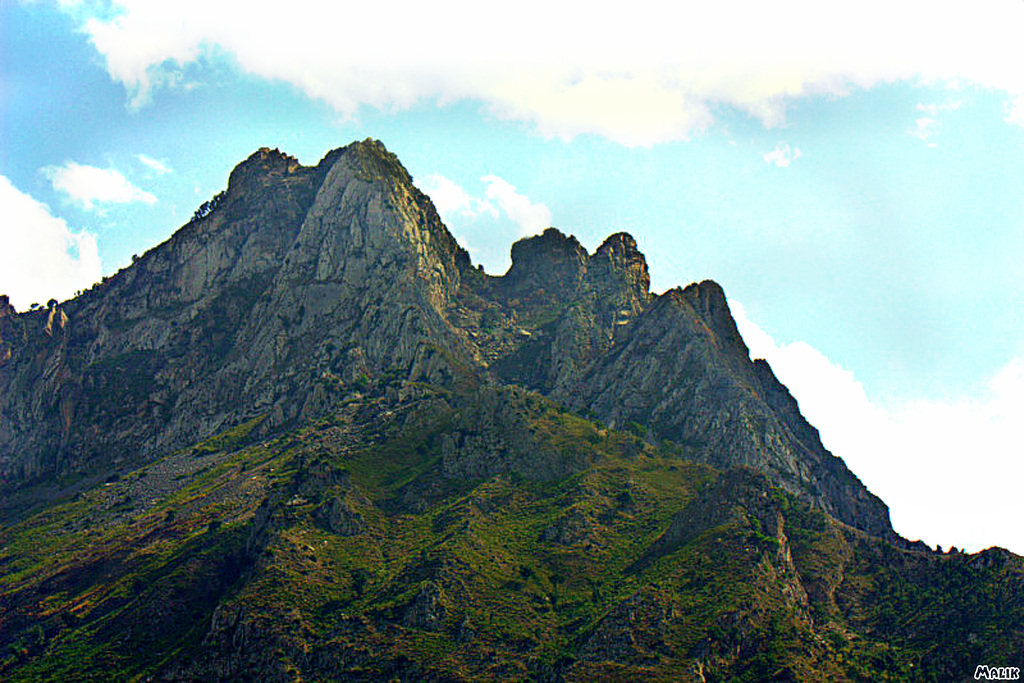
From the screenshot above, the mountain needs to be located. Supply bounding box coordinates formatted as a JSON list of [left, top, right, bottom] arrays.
[[0, 143, 469, 492], [1, 140, 1021, 681]]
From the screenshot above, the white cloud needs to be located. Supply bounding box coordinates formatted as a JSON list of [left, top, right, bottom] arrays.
[[911, 116, 938, 145], [60, 0, 1024, 145], [910, 100, 962, 144], [731, 300, 1024, 555], [417, 173, 551, 238], [481, 175, 552, 236], [416, 173, 552, 272], [136, 154, 171, 174], [418, 173, 496, 222], [0, 176, 102, 310], [917, 100, 962, 117], [1004, 94, 1024, 127], [763, 142, 802, 167], [42, 161, 157, 210]]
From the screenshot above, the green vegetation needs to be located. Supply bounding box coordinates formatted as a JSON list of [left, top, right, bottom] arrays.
[[193, 414, 267, 454], [1, 388, 1021, 681]]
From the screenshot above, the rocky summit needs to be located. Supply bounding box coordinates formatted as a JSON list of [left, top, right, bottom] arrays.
[[0, 140, 1021, 681]]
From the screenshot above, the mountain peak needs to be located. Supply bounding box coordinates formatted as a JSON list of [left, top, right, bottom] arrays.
[[586, 231, 651, 316], [281, 139, 469, 302], [223, 139, 409, 207], [594, 230, 639, 256], [2, 139, 1019, 682], [2, 140, 886, 544], [679, 279, 748, 360], [340, 137, 415, 186], [503, 228, 587, 302], [509, 227, 585, 265], [226, 146, 304, 194]]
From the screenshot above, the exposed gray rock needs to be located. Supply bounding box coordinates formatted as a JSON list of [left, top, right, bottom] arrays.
[[401, 581, 448, 631], [0, 139, 895, 544], [314, 495, 365, 536], [0, 140, 476, 491], [439, 387, 584, 482], [550, 282, 894, 539]]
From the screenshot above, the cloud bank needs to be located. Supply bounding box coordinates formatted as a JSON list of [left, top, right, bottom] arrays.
[[0, 176, 102, 309], [42, 161, 157, 209], [731, 300, 1024, 556], [56, 0, 1024, 145]]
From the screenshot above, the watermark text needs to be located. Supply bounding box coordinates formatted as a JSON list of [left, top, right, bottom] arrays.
[[975, 665, 1021, 681]]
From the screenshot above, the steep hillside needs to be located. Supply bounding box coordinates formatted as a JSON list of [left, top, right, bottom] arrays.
[[1, 386, 1020, 681], [0, 140, 893, 538], [0, 141, 474, 494], [1, 140, 1020, 681]]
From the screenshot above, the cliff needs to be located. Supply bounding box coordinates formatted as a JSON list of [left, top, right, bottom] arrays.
[[0, 140, 889, 537], [1, 139, 1018, 681]]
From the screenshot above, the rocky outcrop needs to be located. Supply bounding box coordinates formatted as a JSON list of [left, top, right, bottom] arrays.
[[0, 296, 15, 369], [550, 281, 894, 539], [0, 295, 15, 318], [491, 230, 652, 393], [0, 139, 893, 545], [0, 140, 476, 490], [437, 387, 590, 483], [500, 227, 588, 305]]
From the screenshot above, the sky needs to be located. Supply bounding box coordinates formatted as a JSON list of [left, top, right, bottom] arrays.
[[2, 0, 1023, 554]]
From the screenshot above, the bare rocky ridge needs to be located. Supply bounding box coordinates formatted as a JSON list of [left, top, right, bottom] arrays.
[[552, 282, 894, 539], [1, 139, 889, 541], [2, 140, 1021, 682], [0, 141, 474, 492]]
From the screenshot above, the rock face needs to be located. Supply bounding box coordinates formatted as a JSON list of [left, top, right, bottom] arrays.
[[0, 138, 889, 540], [0, 141, 473, 489], [3, 140, 1022, 683], [553, 282, 893, 538]]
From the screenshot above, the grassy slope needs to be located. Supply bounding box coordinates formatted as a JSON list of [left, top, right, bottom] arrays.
[[1, 387, 1021, 681]]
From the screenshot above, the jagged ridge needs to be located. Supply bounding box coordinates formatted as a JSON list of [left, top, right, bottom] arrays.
[[1, 140, 1021, 682], [0, 140, 473, 492], [2, 139, 887, 539]]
